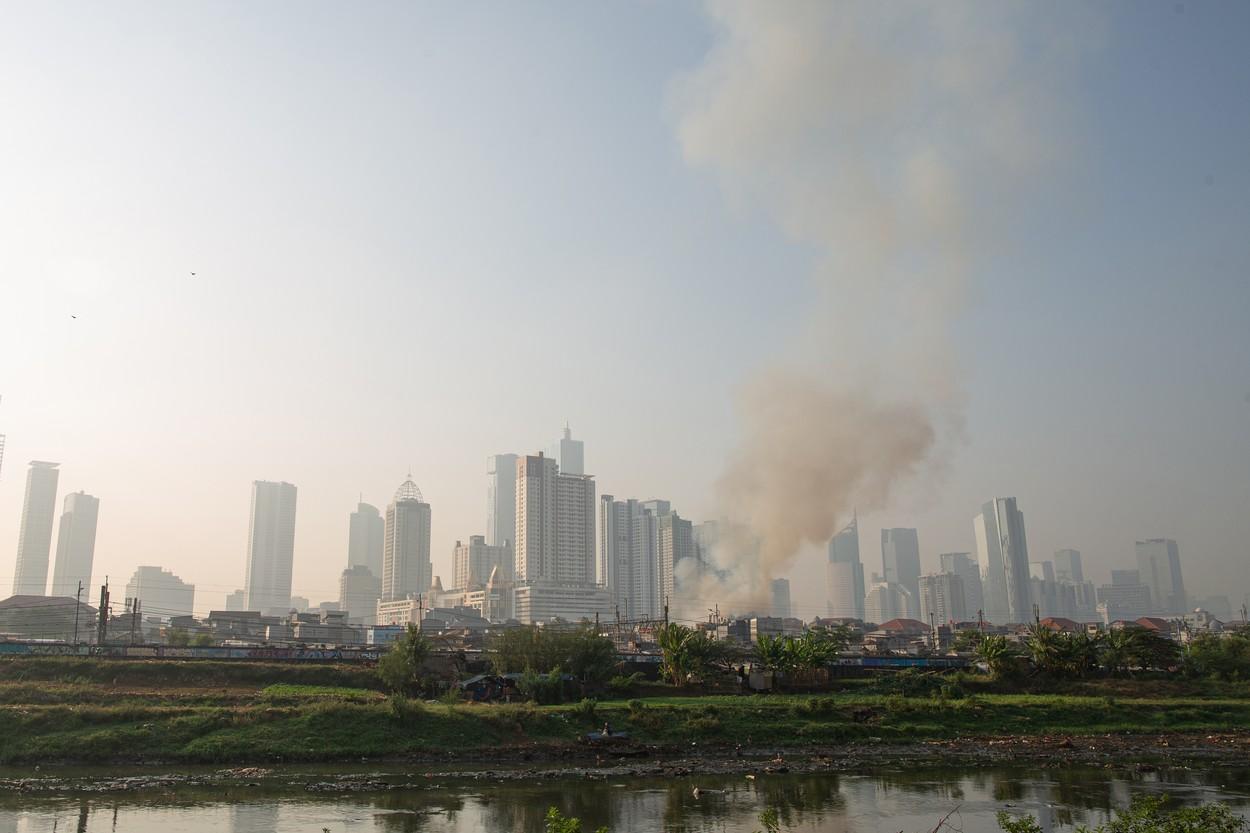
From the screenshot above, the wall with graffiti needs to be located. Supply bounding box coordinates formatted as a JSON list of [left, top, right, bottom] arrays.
[[0, 642, 382, 662]]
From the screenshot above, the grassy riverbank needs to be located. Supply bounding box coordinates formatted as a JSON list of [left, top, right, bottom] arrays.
[[1, 663, 1249, 764]]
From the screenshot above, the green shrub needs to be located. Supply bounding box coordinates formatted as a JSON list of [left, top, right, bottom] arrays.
[[544, 806, 607, 833], [519, 669, 566, 705], [684, 715, 721, 735], [572, 697, 598, 721], [998, 794, 1247, 833], [607, 672, 644, 697], [377, 625, 431, 696]]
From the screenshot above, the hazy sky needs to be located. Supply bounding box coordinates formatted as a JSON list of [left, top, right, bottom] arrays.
[[1, 1, 1248, 619]]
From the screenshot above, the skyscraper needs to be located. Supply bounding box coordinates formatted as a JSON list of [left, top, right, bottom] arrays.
[[600, 497, 660, 620], [516, 454, 558, 583], [339, 564, 382, 625], [486, 453, 519, 547], [243, 481, 298, 615], [771, 578, 792, 618], [548, 425, 585, 476], [973, 498, 1032, 624], [49, 491, 100, 599], [452, 535, 512, 590], [1135, 538, 1186, 615], [919, 572, 967, 626], [347, 502, 384, 576], [125, 566, 195, 619], [939, 552, 983, 621], [1053, 549, 1084, 583], [865, 581, 913, 625], [12, 461, 60, 596], [555, 469, 596, 584], [827, 516, 865, 619], [656, 509, 694, 605], [881, 528, 921, 617], [512, 453, 609, 624], [382, 475, 432, 602]]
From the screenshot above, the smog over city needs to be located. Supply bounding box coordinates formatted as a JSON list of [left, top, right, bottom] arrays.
[[1, 4, 1250, 827]]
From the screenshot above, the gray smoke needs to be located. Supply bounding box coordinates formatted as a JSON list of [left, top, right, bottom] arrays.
[[673, 1, 1092, 615]]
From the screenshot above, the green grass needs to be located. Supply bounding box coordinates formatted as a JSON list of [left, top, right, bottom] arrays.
[[259, 684, 384, 702], [1, 681, 1247, 765], [0, 657, 383, 690]]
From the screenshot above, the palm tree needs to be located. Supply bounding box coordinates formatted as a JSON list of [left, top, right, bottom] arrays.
[[1024, 624, 1064, 676], [1100, 627, 1140, 676], [974, 634, 1018, 679]]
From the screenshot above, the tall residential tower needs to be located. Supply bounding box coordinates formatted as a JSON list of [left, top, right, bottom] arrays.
[[50, 491, 100, 599], [12, 461, 60, 596], [826, 516, 865, 619], [347, 502, 384, 576], [881, 528, 921, 618], [243, 480, 298, 615], [974, 498, 1031, 624], [486, 453, 519, 548]]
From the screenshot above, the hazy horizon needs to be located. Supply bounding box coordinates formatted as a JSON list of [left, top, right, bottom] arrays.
[[2, 2, 1248, 619]]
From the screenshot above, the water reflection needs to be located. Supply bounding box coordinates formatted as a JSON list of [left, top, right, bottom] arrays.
[[0, 766, 1246, 833]]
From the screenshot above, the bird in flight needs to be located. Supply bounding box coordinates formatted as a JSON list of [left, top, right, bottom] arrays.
[[191, 271, 197, 276], [71, 315, 77, 319]]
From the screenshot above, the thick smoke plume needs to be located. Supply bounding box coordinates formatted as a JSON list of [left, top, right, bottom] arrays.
[[673, 2, 1088, 615]]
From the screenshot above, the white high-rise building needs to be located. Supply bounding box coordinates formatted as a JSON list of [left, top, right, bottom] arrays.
[[974, 498, 1032, 625], [453, 535, 512, 591], [50, 491, 100, 599], [347, 502, 384, 576], [600, 497, 660, 620], [939, 552, 983, 621], [1136, 538, 1186, 615], [918, 573, 967, 626], [13, 461, 60, 596], [657, 510, 694, 604], [827, 516, 865, 619], [243, 480, 298, 616], [513, 453, 609, 624], [125, 566, 195, 620], [881, 528, 921, 618], [866, 581, 914, 625], [382, 475, 432, 602], [516, 454, 558, 583], [555, 471, 596, 585], [548, 425, 584, 476], [486, 453, 519, 548]]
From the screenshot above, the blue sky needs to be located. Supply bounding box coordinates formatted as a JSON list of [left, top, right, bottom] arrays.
[[0, 2, 1247, 616]]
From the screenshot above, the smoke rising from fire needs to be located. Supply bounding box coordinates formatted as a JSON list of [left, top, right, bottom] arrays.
[[672, 2, 1091, 615]]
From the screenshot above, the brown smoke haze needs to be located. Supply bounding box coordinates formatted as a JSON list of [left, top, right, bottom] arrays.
[[672, 1, 1094, 615]]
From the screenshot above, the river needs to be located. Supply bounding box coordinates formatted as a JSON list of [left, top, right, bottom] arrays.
[[0, 765, 1247, 833]]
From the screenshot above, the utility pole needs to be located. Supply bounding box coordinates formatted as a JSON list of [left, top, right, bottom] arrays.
[[663, 596, 669, 627], [97, 579, 110, 645], [130, 598, 141, 645], [73, 581, 82, 644], [1033, 603, 1040, 626], [977, 609, 984, 634]]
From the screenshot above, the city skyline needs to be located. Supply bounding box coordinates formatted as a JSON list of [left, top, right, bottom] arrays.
[[2, 3, 1249, 618], [0, 438, 1237, 622]]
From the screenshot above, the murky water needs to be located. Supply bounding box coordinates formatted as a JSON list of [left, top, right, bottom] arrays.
[[0, 765, 1247, 833]]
